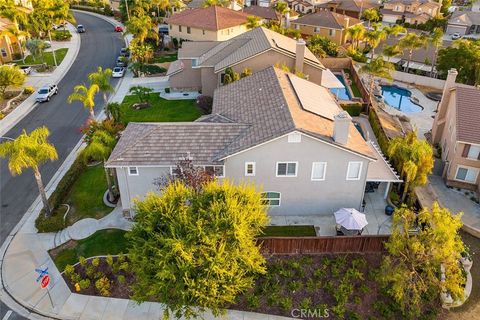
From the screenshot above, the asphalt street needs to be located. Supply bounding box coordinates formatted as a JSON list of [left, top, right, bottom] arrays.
[[0, 11, 124, 319]]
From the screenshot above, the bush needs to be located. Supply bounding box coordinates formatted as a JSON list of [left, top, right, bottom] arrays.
[[341, 103, 363, 116], [35, 211, 65, 232], [368, 108, 390, 155], [0, 112, 4, 120], [91, 257, 100, 267], [52, 30, 72, 41], [24, 86, 35, 94], [95, 276, 111, 296], [279, 297, 293, 311], [196, 95, 213, 114], [79, 279, 91, 290], [117, 274, 126, 284], [347, 48, 368, 63]]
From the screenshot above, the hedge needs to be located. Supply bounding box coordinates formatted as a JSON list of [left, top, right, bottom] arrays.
[[368, 108, 390, 155], [341, 103, 363, 116], [71, 5, 114, 16]]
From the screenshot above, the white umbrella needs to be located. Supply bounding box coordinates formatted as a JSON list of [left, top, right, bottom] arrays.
[[334, 208, 368, 230]]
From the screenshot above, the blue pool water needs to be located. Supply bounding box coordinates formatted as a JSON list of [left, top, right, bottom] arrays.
[[330, 74, 352, 100], [380, 85, 423, 113]]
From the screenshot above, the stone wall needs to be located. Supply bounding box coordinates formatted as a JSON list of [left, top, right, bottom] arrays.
[[393, 71, 446, 90]]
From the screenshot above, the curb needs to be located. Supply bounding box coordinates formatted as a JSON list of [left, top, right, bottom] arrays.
[[0, 23, 82, 137]]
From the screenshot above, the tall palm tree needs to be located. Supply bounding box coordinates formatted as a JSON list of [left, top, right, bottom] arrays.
[[80, 130, 117, 202], [88, 67, 114, 112], [384, 24, 406, 39], [246, 15, 261, 29], [383, 44, 402, 62], [365, 29, 386, 60], [0, 26, 29, 62], [0, 127, 58, 217], [428, 27, 444, 78], [67, 84, 100, 120], [360, 56, 395, 113], [399, 32, 427, 73], [362, 8, 380, 29], [274, 1, 289, 27], [151, 0, 170, 18], [126, 15, 159, 44], [347, 24, 366, 50]]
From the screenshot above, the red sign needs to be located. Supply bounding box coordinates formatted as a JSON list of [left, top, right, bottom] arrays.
[[40, 275, 50, 289]]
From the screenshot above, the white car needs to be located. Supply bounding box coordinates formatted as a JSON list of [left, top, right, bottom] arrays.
[[112, 67, 125, 78], [451, 32, 461, 40], [36, 84, 58, 102]]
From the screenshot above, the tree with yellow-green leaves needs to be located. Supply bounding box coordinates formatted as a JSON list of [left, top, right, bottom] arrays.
[[127, 180, 269, 319], [380, 203, 466, 318]]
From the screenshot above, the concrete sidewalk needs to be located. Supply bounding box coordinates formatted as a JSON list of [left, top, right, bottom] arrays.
[[0, 23, 81, 137]]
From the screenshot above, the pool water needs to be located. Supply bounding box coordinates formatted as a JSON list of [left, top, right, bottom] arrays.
[[330, 74, 352, 100], [380, 85, 423, 113]]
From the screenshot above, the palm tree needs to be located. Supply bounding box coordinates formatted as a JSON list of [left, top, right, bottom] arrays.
[[399, 32, 427, 73], [80, 130, 117, 202], [362, 8, 380, 29], [26, 39, 46, 64], [383, 44, 402, 62], [0, 127, 58, 217], [126, 15, 159, 44], [428, 27, 444, 78], [384, 24, 406, 39], [151, 0, 170, 18], [246, 15, 261, 29], [365, 29, 386, 60], [0, 26, 29, 63], [106, 102, 122, 123], [88, 67, 114, 113], [360, 56, 395, 113], [274, 1, 289, 27], [347, 24, 366, 50], [67, 84, 100, 120]]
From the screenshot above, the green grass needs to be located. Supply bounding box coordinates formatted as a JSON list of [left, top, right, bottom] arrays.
[[65, 164, 111, 226], [262, 225, 317, 237], [51, 229, 129, 271], [152, 53, 177, 63], [120, 93, 202, 124], [16, 48, 68, 66], [343, 68, 363, 98]]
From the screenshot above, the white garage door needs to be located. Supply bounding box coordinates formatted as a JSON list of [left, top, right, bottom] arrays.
[[446, 25, 468, 36], [382, 15, 399, 23]]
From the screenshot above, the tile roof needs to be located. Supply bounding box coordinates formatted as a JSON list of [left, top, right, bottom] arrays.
[[242, 5, 281, 21], [166, 6, 250, 31], [292, 10, 361, 29], [455, 86, 480, 145], [317, 0, 380, 12], [449, 11, 480, 26]]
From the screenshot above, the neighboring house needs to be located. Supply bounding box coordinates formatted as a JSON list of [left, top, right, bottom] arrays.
[[291, 10, 362, 45], [243, 5, 281, 23], [431, 69, 480, 193], [0, 0, 32, 64], [166, 6, 250, 41], [107, 66, 399, 216], [381, 0, 441, 24], [446, 11, 480, 36], [318, 0, 381, 19], [167, 27, 330, 96], [187, 0, 243, 10], [291, 0, 316, 14], [473, 0, 480, 12]]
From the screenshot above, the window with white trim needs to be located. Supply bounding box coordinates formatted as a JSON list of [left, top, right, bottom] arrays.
[[288, 132, 301, 143], [128, 167, 138, 176], [329, 29, 335, 36], [467, 145, 480, 160], [346, 161, 362, 180], [204, 165, 224, 177], [277, 162, 297, 177], [245, 162, 255, 176], [314, 27, 320, 32], [261, 192, 281, 206], [311, 162, 327, 181], [187, 26, 191, 34], [178, 25, 182, 32], [455, 166, 479, 183]]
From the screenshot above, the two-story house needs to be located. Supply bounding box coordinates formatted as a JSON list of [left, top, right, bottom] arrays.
[[0, 0, 32, 63], [317, 0, 382, 19], [107, 66, 401, 216], [166, 6, 251, 42], [167, 27, 338, 96], [381, 0, 441, 24], [291, 9, 362, 45], [446, 11, 480, 37], [432, 69, 480, 192]]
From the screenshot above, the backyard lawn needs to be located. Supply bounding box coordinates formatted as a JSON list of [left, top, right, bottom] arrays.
[[50, 229, 129, 271], [343, 69, 363, 98], [16, 48, 68, 66], [262, 225, 316, 237], [152, 53, 177, 63], [64, 164, 112, 226], [120, 93, 202, 124]]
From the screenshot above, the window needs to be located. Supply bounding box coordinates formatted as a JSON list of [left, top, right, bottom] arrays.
[[276, 162, 297, 177], [245, 162, 256, 176], [187, 26, 191, 34], [455, 166, 479, 183], [311, 162, 327, 181], [220, 73, 226, 84], [0, 49, 6, 57], [261, 192, 281, 206], [314, 27, 320, 32], [295, 24, 300, 30], [178, 25, 182, 32], [329, 29, 335, 36], [204, 165, 224, 177], [128, 167, 138, 176], [192, 59, 198, 67], [202, 29, 205, 35], [288, 132, 301, 143], [346, 161, 362, 180], [467, 145, 480, 160]]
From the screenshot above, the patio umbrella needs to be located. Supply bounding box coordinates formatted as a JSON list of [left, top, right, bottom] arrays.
[[334, 208, 368, 231]]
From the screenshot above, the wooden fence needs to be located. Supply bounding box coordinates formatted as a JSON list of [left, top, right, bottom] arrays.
[[258, 235, 389, 255]]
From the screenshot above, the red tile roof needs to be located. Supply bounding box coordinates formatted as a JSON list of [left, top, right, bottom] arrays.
[[166, 6, 250, 31], [455, 86, 480, 145]]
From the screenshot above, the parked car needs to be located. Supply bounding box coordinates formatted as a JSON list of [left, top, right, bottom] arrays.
[[112, 66, 126, 78], [116, 56, 128, 67], [158, 24, 169, 35], [451, 32, 461, 40], [35, 84, 58, 102], [114, 26, 124, 32], [77, 25, 86, 33], [20, 66, 32, 75], [52, 22, 67, 30], [120, 47, 130, 57]]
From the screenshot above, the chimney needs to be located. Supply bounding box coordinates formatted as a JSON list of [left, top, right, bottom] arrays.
[[284, 11, 290, 28], [333, 111, 351, 145], [295, 38, 306, 74], [441, 68, 458, 98], [344, 16, 350, 29], [432, 68, 458, 144]]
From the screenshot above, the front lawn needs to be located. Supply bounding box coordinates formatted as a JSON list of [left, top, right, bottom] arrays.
[[16, 48, 68, 66], [262, 225, 316, 237], [120, 93, 202, 124], [65, 164, 112, 226], [152, 53, 177, 63], [50, 229, 129, 271]]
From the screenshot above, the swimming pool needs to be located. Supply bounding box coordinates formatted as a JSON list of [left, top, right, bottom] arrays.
[[330, 74, 352, 100], [380, 85, 423, 113]]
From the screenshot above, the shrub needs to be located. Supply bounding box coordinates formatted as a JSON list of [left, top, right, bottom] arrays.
[[94, 271, 104, 280], [79, 279, 91, 290], [246, 293, 260, 309], [69, 271, 81, 284], [52, 30, 72, 41], [95, 276, 111, 296], [117, 274, 126, 284], [64, 264, 75, 277], [91, 257, 100, 267], [35, 212, 65, 233], [23, 86, 35, 94], [79, 256, 87, 267], [106, 255, 114, 267], [299, 297, 312, 309], [341, 103, 363, 116], [288, 280, 303, 293], [368, 108, 390, 155], [0, 112, 4, 120], [196, 95, 213, 114], [347, 48, 368, 63], [86, 265, 95, 278], [306, 278, 318, 292], [279, 297, 293, 311]]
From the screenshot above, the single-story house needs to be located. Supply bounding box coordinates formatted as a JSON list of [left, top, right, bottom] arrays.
[[107, 66, 400, 216], [446, 11, 480, 36], [166, 6, 250, 41]]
